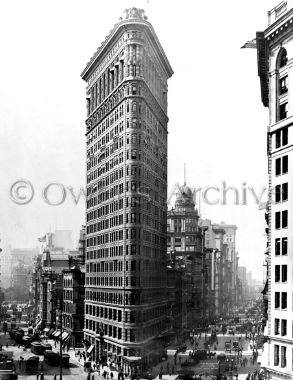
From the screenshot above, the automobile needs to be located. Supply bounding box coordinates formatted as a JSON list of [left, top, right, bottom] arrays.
[[44, 350, 59, 366], [25, 356, 39, 370], [57, 353, 70, 367], [22, 336, 33, 348], [41, 343, 52, 352], [31, 342, 43, 355]]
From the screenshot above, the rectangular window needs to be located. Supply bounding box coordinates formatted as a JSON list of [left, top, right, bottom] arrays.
[[275, 265, 280, 282], [275, 238, 281, 256], [275, 345, 280, 366], [283, 128, 288, 146], [276, 130, 281, 148], [282, 183, 288, 201], [283, 155, 288, 174], [275, 292, 280, 308], [282, 237, 288, 255], [280, 102, 288, 120], [282, 210, 288, 228], [276, 158, 281, 176], [276, 156, 288, 175], [281, 292, 287, 309], [280, 76, 288, 95], [281, 346, 287, 368], [275, 211, 281, 229], [281, 319, 287, 336], [282, 265, 287, 282], [275, 184, 281, 203], [275, 318, 280, 335]]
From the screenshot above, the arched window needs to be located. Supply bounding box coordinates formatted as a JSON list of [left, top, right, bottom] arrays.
[[278, 48, 288, 68]]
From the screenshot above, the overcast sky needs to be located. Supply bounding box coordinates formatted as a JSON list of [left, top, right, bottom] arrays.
[[0, 0, 278, 280]]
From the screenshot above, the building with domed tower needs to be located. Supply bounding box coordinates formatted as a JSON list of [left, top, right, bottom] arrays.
[[167, 183, 204, 334], [82, 7, 173, 373]]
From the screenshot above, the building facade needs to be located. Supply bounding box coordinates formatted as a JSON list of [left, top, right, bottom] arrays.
[[167, 184, 203, 332], [82, 7, 173, 372], [63, 267, 85, 347], [255, 2, 293, 378]]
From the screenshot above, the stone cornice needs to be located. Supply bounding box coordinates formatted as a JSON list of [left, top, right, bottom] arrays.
[[265, 8, 293, 43], [81, 18, 173, 81]]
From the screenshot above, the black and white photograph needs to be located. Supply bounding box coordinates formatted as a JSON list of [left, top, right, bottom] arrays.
[[0, 0, 290, 379]]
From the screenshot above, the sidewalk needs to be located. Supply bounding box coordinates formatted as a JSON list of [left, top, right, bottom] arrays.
[[46, 337, 122, 380]]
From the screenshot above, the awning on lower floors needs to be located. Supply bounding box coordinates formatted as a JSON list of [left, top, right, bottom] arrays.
[[61, 332, 70, 341], [87, 344, 95, 354]]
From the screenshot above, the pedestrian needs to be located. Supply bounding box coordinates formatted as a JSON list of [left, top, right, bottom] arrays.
[[92, 374, 95, 380], [111, 372, 114, 380], [40, 374, 44, 380], [54, 375, 57, 380], [36, 375, 39, 380], [6, 343, 8, 348]]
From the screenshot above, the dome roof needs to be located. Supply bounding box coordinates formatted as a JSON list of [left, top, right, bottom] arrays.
[[176, 184, 193, 200]]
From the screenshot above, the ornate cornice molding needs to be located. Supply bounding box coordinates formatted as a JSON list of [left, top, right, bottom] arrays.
[[81, 9, 173, 81]]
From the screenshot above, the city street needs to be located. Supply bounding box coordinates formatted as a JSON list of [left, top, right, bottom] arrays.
[[0, 330, 90, 379]]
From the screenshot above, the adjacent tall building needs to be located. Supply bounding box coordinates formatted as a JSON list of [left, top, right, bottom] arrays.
[[81, 8, 173, 372], [255, 2, 293, 378]]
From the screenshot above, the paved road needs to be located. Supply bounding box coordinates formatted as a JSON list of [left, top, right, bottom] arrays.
[[0, 331, 91, 379]]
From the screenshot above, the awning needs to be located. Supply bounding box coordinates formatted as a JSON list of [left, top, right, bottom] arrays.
[[87, 344, 95, 354], [123, 356, 142, 362], [52, 331, 58, 337], [36, 320, 42, 329], [49, 328, 55, 336], [55, 331, 61, 338], [43, 328, 50, 333], [61, 332, 69, 341]]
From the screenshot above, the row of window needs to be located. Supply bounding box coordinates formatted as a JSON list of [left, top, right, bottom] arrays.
[[275, 265, 287, 282], [85, 290, 139, 306], [86, 276, 140, 287], [275, 155, 288, 176], [275, 292, 287, 309], [274, 345, 286, 367], [274, 318, 287, 336], [275, 183, 288, 202], [275, 127, 288, 148], [275, 210, 288, 229], [275, 237, 287, 256], [87, 260, 137, 273], [88, 150, 167, 189]]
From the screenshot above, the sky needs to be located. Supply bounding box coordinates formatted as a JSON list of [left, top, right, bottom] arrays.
[[0, 0, 279, 280]]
